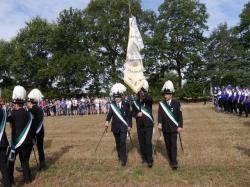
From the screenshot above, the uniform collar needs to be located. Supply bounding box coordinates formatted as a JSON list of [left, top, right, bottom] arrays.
[[116, 101, 122, 107], [165, 99, 172, 105]]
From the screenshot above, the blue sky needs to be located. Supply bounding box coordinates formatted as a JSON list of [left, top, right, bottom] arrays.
[[0, 0, 249, 41]]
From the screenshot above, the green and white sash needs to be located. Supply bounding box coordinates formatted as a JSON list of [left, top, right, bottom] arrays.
[[111, 103, 128, 127], [12, 112, 33, 149], [0, 109, 7, 142], [36, 120, 43, 134], [159, 101, 179, 127], [133, 101, 154, 122]]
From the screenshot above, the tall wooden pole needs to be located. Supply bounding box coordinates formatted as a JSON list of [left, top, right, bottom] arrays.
[[128, 0, 132, 17]]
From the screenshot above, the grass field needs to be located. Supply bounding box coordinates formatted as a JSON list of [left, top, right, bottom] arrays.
[[6, 103, 250, 187]]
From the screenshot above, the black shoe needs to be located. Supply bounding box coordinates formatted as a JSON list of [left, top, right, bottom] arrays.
[[16, 166, 23, 172], [172, 166, 178, 170], [121, 161, 126, 167], [171, 163, 178, 170], [147, 163, 153, 168], [39, 163, 47, 170]]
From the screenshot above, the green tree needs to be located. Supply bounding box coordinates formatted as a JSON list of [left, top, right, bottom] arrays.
[[205, 24, 250, 86], [50, 8, 94, 95], [155, 0, 208, 89], [0, 40, 15, 88], [11, 17, 54, 91], [236, 2, 250, 86], [237, 2, 250, 49]]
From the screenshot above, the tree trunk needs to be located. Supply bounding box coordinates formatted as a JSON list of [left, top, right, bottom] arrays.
[[176, 59, 182, 89], [110, 56, 117, 83]]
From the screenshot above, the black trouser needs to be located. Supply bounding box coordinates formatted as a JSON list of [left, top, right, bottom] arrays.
[[113, 131, 127, 164], [225, 100, 230, 112], [222, 100, 226, 111], [162, 131, 178, 165], [0, 147, 11, 187], [233, 100, 238, 114], [239, 103, 249, 117], [218, 99, 223, 108], [46, 107, 50, 116], [137, 126, 153, 164], [9, 143, 33, 183], [228, 100, 233, 113], [36, 132, 45, 167]]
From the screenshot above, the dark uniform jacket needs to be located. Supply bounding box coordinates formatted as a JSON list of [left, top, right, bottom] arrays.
[[132, 95, 154, 128], [29, 104, 44, 137], [7, 108, 32, 146], [158, 100, 183, 132], [0, 108, 9, 148], [106, 101, 132, 133]]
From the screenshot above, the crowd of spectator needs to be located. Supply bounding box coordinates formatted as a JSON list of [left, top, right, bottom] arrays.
[[0, 97, 112, 117]]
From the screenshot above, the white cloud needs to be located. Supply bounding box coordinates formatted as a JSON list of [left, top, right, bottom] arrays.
[[14, 0, 90, 20], [0, 0, 12, 18], [0, 0, 90, 41], [0, 12, 29, 41], [200, 0, 248, 33]]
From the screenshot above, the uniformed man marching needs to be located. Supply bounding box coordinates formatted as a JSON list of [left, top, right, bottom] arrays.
[[27, 88, 46, 170], [105, 83, 132, 166], [7, 86, 33, 184], [132, 80, 154, 167], [158, 80, 183, 170], [0, 101, 11, 186]]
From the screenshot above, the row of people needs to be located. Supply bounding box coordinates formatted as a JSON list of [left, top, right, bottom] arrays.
[[104, 80, 183, 170], [40, 98, 111, 116], [213, 86, 249, 117], [0, 86, 46, 186], [1, 97, 112, 117]]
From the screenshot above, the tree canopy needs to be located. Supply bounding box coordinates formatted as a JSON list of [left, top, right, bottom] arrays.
[[0, 0, 249, 100]]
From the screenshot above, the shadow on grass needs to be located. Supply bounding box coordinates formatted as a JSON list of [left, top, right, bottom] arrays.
[[127, 132, 138, 154], [13, 144, 70, 187], [236, 146, 250, 157], [110, 133, 139, 154], [46, 145, 74, 167], [16, 145, 74, 186], [127, 131, 172, 163], [154, 139, 169, 163], [44, 139, 53, 149], [243, 121, 250, 127], [11, 142, 56, 187]]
